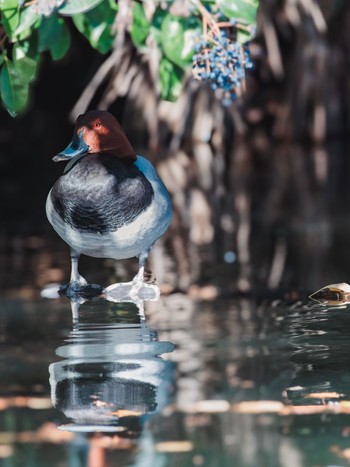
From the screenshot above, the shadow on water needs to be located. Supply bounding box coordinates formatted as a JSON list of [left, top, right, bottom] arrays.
[[3, 294, 350, 465]]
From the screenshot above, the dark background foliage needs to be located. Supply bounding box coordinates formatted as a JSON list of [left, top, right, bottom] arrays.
[[1, 0, 350, 297]]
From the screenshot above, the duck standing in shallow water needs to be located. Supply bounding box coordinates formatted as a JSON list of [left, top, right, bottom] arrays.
[[46, 110, 172, 296]]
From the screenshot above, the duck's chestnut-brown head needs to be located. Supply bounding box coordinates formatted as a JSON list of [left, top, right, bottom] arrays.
[[53, 110, 136, 165]]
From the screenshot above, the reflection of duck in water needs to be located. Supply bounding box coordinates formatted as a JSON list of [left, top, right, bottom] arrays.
[[49, 299, 174, 434]]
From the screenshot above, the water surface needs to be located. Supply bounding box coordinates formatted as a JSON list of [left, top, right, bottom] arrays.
[[0, 294, 350, 466]]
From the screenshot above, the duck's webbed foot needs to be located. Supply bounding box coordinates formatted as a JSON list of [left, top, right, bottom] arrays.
[[104, 266, 159, 305], [59, 280, 103, 298]]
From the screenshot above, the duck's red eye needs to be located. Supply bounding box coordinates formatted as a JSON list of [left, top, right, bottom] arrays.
[[94, 122, 101, 128]]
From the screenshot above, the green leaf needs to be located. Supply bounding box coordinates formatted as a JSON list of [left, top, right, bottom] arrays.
[[0, 0, 19, 41], [39, 14, 70, 60], [13, 41, 38, 83], [72, 0, 117, 53], [149, 8, 168, 46], [72, 14, 86, 33], [0, 59, 29, 114], [14, 6, 41, 39], [237, 29, 251, 44], [87, 22, 111, 53], [58, 0, 103, 16], [130, 2, 149, 48], [159, 57, 183, 101], [161, 14, 201, 70], [217, 0, 258, 25]]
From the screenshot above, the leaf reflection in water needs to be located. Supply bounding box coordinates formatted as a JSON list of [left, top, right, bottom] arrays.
[[49, 297, 174, 436]]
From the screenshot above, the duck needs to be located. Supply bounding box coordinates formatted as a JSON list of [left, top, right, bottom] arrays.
[[46, 110, 172, 296]]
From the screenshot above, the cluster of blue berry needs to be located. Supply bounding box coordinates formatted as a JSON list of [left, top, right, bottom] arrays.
[[192, 34, 253, 106]]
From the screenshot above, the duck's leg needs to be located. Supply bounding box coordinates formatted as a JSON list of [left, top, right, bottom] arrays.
[[64, 249, 88, 296], [61, 250, 103, 298], [134, 249, 151, 282], [70, 250, 88, 286], [133, 265, 145, 282], [129, 249, 150, 300]]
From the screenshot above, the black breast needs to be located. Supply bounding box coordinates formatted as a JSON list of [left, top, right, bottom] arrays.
[[51, 154, 154, 234]]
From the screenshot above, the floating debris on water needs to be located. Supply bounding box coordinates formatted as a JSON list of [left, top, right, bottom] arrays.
[[309, 282, 350, 306]]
